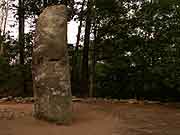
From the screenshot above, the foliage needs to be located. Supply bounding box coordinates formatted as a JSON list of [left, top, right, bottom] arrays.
[[95, 0, 180, 101], [1, 0, 180, 101], [0, 31, 33, 97]]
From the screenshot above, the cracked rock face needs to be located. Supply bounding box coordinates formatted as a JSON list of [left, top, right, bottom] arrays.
[[32, 5, 72, 124]]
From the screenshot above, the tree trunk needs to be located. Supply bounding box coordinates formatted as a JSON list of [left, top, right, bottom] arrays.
[[0, 0, 10, 56], [81, 0, 92, 97], [89, 0, 96, 97], [19, 0, 25, 65], [18, 0, 26, 96], [89, 24, 97, 97], [2, 0, 9, 36], [75, 0, 85, 51], [0, 34, 3, 56], [71, 0, 85, 96], [0, 0, 5, 32]]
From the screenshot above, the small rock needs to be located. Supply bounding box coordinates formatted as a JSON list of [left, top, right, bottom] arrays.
[[72, 98, 83, 102], [14, 97, 24, 103], [128, 99, 138, 104], [7, 96, 13, 100], [0, 97, 9, 102], [111, 99, 119, 103], [144, 100, 161, 104], [119, 99, 129, 103]]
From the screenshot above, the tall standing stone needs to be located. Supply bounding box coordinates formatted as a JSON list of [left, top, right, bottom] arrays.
[[32, 5, 72, 124]]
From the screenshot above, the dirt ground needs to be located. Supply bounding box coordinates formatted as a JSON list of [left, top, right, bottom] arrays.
[[0, 101, 180, 135]]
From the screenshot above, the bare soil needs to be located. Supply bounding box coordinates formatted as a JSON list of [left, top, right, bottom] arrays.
[[0, 101, 180, 135]]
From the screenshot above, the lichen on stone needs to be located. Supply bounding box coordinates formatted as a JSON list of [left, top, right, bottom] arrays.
[[32, 5, 72, 124]]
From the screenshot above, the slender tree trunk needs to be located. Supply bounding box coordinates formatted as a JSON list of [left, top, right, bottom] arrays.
[[2, 0, 9, 36], [81, 0, 92, 97], [0, 1, 3, 55], [19, 0, 25, 65], [75, 0, 85, 51], [18, 0, 26, 95], [0, 33, 3, 56], [71, 0, 85, 96], [0, 0, 9, 56], [89, 0, 96, 97], [0, 0, 5, 32], [0, 16, 3, 33], [89, 24, 97, 97]]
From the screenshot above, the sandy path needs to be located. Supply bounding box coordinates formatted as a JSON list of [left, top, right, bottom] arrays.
[[0, 102, 180, 135]]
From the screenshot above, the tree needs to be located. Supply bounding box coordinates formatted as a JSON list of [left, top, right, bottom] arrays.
[[18, 0, 26, 95], [89, 0, 97, 97], [93, 0, 180, 101], [71, 0, 85, 96], [18, 0, 25, 65], [81, 0, 93, 97], [0, 0, 11, 56]]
